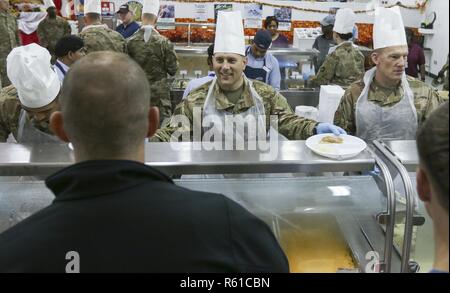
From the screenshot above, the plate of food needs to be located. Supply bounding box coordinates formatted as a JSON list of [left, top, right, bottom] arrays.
[[305, 134, 367, 160]]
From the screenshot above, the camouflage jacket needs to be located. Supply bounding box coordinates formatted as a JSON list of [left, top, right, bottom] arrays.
[[311, 42, 365, 88], [154, 79, 318, 142], [0, 11, 20, 87], [37, 16, 71, 57], [127, 28, 178, 83], [334, 76, 448, 135], [0, 85, 21, 142], [79, 24, 127, 54]]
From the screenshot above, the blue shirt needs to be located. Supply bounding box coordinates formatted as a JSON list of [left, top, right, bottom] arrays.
[[245, 45, 281, 90], [182, 72, 215, 99], [116, 21, 140, 39]]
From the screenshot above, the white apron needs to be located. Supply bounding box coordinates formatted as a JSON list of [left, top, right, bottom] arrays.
[[202, 76, 268, 146], [17, 110, 60, 144], [355, 68, 419, 209], [355, 67, 418, 142]]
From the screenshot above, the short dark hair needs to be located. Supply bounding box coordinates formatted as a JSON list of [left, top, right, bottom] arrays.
[[85, 12, 100, 22], [417, 102, 449, 212], [264, 16, 279, 29], [337, 32, 354, 41], [55, 35, 84, 58], [61, 52, 150, 158]]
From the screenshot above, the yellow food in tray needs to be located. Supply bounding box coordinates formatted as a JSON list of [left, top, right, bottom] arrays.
[[319, 136, 344, 144], [276, 213, 356, 273]]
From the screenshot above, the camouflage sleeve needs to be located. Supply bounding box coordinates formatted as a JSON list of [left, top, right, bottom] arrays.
[[163, 39, 178, 77], [0, 87, 21, 142], [152, 98, 194, 142], [36, 23, 48, 48], [334, 88, 357, 135], [271, 92, 317, 140], [417, 86, 448, 127], [310, 53, 338, 87]]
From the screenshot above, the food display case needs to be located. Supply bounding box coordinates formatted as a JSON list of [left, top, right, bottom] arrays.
[[0, 140, 434, 272]]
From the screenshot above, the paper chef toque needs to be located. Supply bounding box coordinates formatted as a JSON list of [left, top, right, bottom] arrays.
[[333, 8, 356, 34], [142, 0, 160, 16], [43, 0, 56, 9], [214, 11, 245, 56], [373, 6, 408, 50], [6, 44, 60, 109], [84, 0, 102, 15]]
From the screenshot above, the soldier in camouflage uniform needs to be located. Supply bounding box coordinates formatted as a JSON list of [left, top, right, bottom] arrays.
[[310, 42, 365, 88], [127, 14, 178, 122], [334, 75, 447, 135], [127, 12, 178, 125], [334, 7, 447, 141], [310, 8, 365, 88], [37, 4, 72, 62], [154, 78, 321, 142], [0, 0, 20, 87], [79, 11, 126, 54]]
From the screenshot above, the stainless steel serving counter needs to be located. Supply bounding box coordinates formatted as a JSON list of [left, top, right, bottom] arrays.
[[380, 140, 419, 172], [0, 141, 375, 176], [0, 176, 402, 272]]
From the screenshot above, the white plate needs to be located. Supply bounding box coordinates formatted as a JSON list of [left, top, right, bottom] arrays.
[[305, 134, 367, 160]]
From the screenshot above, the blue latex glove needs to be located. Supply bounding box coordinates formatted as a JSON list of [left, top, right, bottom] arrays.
[[316, 123, 347, 136]]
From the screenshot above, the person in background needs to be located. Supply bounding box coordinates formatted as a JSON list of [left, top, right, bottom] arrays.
[[53, 35, 86, 82], [0, 44, 60, 143], [334, 7, 446, 140], [0, 51, 290, 273], [115, 4, 140, 39], [244, 29, 281, 90], [182, 44, 215, 99], [309, 8, 365, 88], [0, 0, 20, 88], [37, 0, 71, 63], [264, 16, 289, 48], [154, 11, 345, 142], [79, 0, 126, 54], [313, 15, 336, 72], [416, 102, 449, 273], [127, 0, 179, 126], [405, 29, 426, 82]]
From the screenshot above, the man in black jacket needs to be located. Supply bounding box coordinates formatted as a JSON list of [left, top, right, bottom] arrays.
[[0, 52, 289, 273]]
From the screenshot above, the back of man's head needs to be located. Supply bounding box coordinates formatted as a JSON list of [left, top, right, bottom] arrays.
[[55, 35, 84, 58], [85, 12, 101, 25], [142, 13, 157, 25], [417, 102, 449, 213], [59, 52, 151, 160]]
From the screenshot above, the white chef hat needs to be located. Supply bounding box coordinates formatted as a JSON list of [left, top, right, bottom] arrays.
[[6, 44, 60, 109], [142, 0, 160, 16], [333, 8, 356, 35], [214, 11, 245, 56], [84, 0, 102, 15], [43, 0, 55, 9], [373, 6, 408, 50]]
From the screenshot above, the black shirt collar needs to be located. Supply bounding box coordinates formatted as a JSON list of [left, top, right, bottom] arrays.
[[45, 160, 173, 202]]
